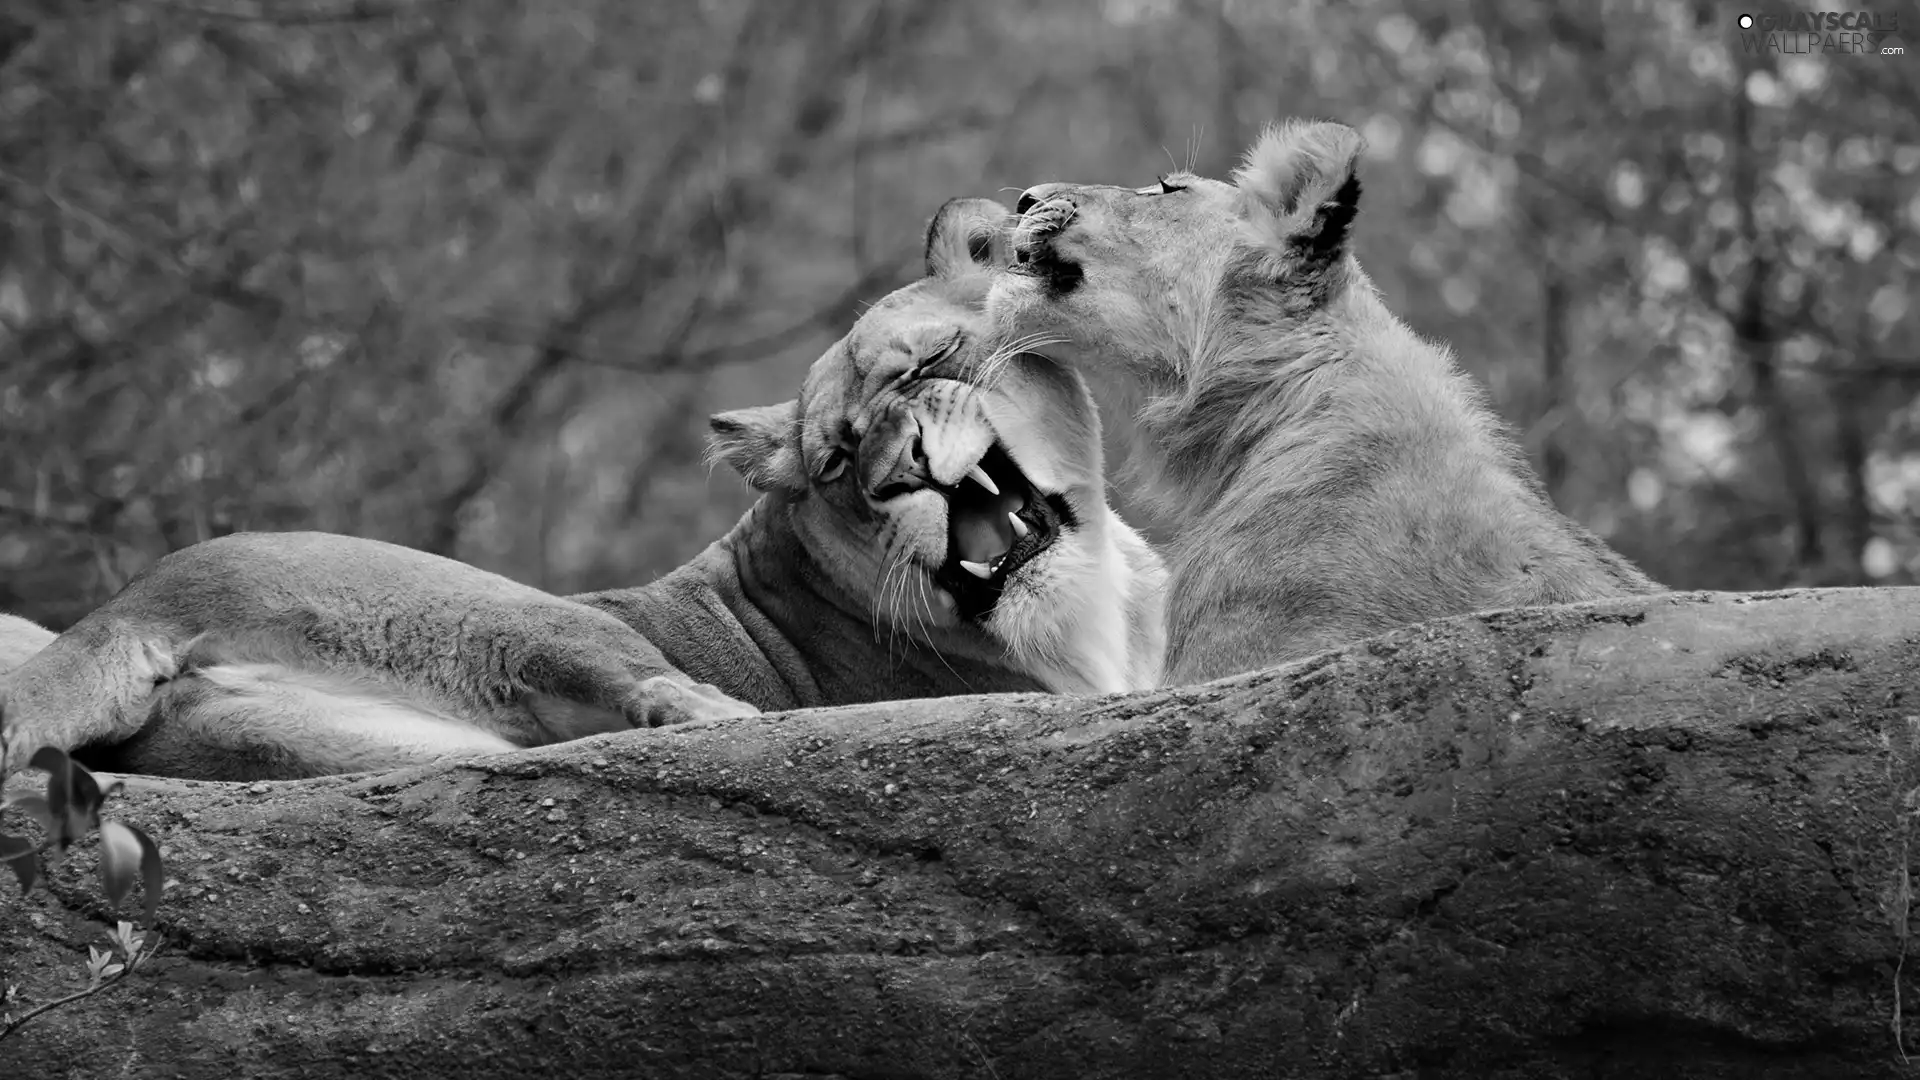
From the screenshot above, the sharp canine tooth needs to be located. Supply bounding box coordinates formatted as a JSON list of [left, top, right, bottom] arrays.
[[960, 560, 994, 579], [968, 464, 999, 495], [1008, 512, 1029, 539]]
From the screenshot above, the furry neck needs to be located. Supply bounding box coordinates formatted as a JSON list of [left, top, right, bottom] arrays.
[[1127, 257, 1655, 681], [1126, 262, 1530, 526]]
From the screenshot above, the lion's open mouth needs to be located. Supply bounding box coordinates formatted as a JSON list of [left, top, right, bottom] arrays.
[[1010, 201, 1084, 295], [934, 443, 1075, 622]]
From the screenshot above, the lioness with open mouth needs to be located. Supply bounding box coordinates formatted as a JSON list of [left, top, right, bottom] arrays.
[[0, 202, 1165, 781], [979, 119, 1658, 683]]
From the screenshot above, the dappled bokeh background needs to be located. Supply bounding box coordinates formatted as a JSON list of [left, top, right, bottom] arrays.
[[2, 0, 1916, 628]]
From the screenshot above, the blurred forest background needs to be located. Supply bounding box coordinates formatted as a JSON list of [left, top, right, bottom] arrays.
[[1, 0, 1916, 629]]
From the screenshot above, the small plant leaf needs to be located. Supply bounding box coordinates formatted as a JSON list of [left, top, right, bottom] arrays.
[[0, 831, 39, 895], [31, 747, 104, 851], [125, 822, 164, 927], [98, 819, 146, 913], [2, 793, 53, 834], [60, 763, 104, 851], [28, 746, 73, 831], [99, 964, 124, 980], [25, 746, 67, 776]]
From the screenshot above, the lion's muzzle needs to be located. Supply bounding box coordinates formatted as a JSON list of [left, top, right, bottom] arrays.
[[861, 404, 932, 502], [854, 379, 1078, 623]]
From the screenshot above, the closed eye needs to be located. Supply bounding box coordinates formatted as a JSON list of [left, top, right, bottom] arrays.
[[928, 331, 964, 365], [1136, 174, 1189, 196], [816, 446, 850, 483], [907, 331, 965, 379]]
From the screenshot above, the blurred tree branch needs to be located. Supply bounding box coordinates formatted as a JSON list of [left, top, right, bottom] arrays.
[[0, 492, 92, 532], [382, 0, 935, 556], [146, 0, 418, 25], [1833, 380, 1874, 584], [1838, 359, 1920, 381], [1729, 55, 1823, 574]]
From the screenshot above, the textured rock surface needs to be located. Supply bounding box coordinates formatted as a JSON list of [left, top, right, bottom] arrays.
[[4, 587, 1920, 1078]]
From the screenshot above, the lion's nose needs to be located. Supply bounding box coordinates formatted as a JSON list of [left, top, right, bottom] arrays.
[[1016, 184, 1072, 215], [868, 431, 932, 502], [867, 407, 933, 499]]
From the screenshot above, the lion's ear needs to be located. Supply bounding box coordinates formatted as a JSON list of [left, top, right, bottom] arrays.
[[708, 401, 805, 494], [924, 197, 1016, 279], [1234, 120, 1365, 267]]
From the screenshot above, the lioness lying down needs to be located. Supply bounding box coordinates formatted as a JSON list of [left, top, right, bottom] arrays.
[[0, 204, 1165, 781], [980, 119, 1658, 682]]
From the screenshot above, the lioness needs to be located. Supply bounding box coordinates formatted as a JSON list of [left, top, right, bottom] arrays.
[[0, 201, 1165, 781], [980, 119, 1657, 683]]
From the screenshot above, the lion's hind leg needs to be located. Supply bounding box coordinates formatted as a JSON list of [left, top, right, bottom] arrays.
[[86, 636, 523, 782]]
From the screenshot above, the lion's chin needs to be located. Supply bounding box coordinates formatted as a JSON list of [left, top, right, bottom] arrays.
[[1008, 246, 1083, 297], [981, 536, 1132, 696]]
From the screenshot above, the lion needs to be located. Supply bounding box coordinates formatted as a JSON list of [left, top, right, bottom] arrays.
[[977, 119, 1658, 683], [0, 201, 1165, 781]]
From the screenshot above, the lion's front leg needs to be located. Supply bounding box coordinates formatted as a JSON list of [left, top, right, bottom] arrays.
[[488, 601, 762, 743]]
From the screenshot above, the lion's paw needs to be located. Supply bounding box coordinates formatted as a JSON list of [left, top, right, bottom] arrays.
[[634, 675, 761, 728]]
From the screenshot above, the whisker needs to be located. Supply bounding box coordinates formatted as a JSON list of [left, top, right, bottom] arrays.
[[886, 549, 916, 666], [914, 576, 965, 685], [970, 332, 1070, 390], [869, 534, 906, 649], [868, 552, 890, 643], [910, 575, 932, 645], [969, 335, 1031, 383], [881, 550, 907, 662]]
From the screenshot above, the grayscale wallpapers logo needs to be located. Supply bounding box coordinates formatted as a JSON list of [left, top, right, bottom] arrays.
[[1737, 10, 1907, 55]]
